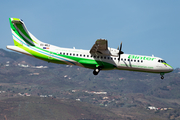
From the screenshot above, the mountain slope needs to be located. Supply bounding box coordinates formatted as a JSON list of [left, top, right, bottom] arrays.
[[0, 97, 121, 120]]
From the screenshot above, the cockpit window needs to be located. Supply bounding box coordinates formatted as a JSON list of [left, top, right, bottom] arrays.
[[158, 59, 166, 63], [161, 60, 166, 63]]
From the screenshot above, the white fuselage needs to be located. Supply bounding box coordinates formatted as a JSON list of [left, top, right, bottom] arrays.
[[7, 18, 173, 79], [38, 44, 173, 73]]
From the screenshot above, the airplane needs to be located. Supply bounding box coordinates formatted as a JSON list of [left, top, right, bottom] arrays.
[[6, 18, 173, 79]]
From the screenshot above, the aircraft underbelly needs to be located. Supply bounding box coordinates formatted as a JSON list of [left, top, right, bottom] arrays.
[[117, 65, 170, 73]]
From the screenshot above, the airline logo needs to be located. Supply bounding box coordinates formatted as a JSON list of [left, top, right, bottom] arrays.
[[128, 55, 156, 61]]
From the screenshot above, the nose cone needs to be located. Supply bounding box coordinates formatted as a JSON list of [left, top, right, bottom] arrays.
[[167, 64, 173, 72], [169, 66, 174, 72]]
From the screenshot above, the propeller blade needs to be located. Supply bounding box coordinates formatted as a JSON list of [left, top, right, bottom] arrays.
[[118, 42, 124, 62], [120, 42, 124, 54]]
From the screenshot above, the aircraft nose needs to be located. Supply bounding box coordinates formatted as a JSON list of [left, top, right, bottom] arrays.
[[168, 65, 173, 72], [170, 67, 174, 72], [164, 63, 173, 72]]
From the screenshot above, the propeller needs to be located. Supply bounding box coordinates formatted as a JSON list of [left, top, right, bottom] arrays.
[[118, 42, 124, 62]]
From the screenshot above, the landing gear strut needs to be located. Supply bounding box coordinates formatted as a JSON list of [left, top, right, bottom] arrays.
[[93, 66, 102, 75], [160, 73, 164, 79]]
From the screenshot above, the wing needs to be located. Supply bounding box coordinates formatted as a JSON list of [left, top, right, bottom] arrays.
[[90, 39, 111, 55]]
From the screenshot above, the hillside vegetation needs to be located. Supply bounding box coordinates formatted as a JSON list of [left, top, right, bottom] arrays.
[[0, 48, 180, 120]]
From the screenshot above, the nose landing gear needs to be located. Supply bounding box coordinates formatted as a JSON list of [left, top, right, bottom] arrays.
[[160, 73, 164, 79]]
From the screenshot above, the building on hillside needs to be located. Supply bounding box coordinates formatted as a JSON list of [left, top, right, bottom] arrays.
[[148, 106, 157, 110], [76, 98, 81, 101], [85, 91, 107, 95], [103, 97, 109, 100], [18, 63, 29, 67]]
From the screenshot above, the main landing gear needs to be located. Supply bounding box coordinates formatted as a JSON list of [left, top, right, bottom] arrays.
[[160, 73, 164, 79], [93, 66, 102, 75]]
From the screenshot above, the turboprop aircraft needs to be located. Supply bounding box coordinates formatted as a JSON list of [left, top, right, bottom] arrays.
[[7, 18, 173, 79]]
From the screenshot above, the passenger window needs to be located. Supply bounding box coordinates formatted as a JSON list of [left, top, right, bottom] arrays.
[[80, 54, 82, 57], [134, 60, 136, 62], [94, 56, 96, 58], [76, 54, 78, 56], [66, 53, 68, 55], [101, 56, 103, 59], [63, 53, 65, 55], [70, 53, 72, 55], [73, 54, 75, 56], [141, 60, 143, 63], [104, 57, 106, 59], [131, 59, 133, 62], [87, 55, 89, 57], [121, 58, 123, 61], [84, 55, 85, 57], [114, 58, 116, 60], [138, 60, 139, 62], [124, 59, 126, 61], [60, 52, 62, 54], [128, 59, 129, 61]]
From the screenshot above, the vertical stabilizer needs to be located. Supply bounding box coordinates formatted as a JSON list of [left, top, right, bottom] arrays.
[[9, 18, 41, 46]]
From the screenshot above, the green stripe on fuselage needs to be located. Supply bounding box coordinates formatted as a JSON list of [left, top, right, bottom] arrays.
[[61, 55, 115, 69], [30, 46, 115, 69]]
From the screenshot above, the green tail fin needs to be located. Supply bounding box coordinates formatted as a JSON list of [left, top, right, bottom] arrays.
[[9, 18, 40, 46]]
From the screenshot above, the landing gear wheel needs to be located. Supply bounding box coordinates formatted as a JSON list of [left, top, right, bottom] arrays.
[[93, 70, 98, 75], [161, 76, 164, 79]]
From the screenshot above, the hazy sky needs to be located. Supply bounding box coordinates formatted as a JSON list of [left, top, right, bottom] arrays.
[[0, 0, 180, 68]]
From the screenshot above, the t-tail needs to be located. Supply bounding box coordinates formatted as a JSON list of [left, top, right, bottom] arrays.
[[7, 18, 42, 56]]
